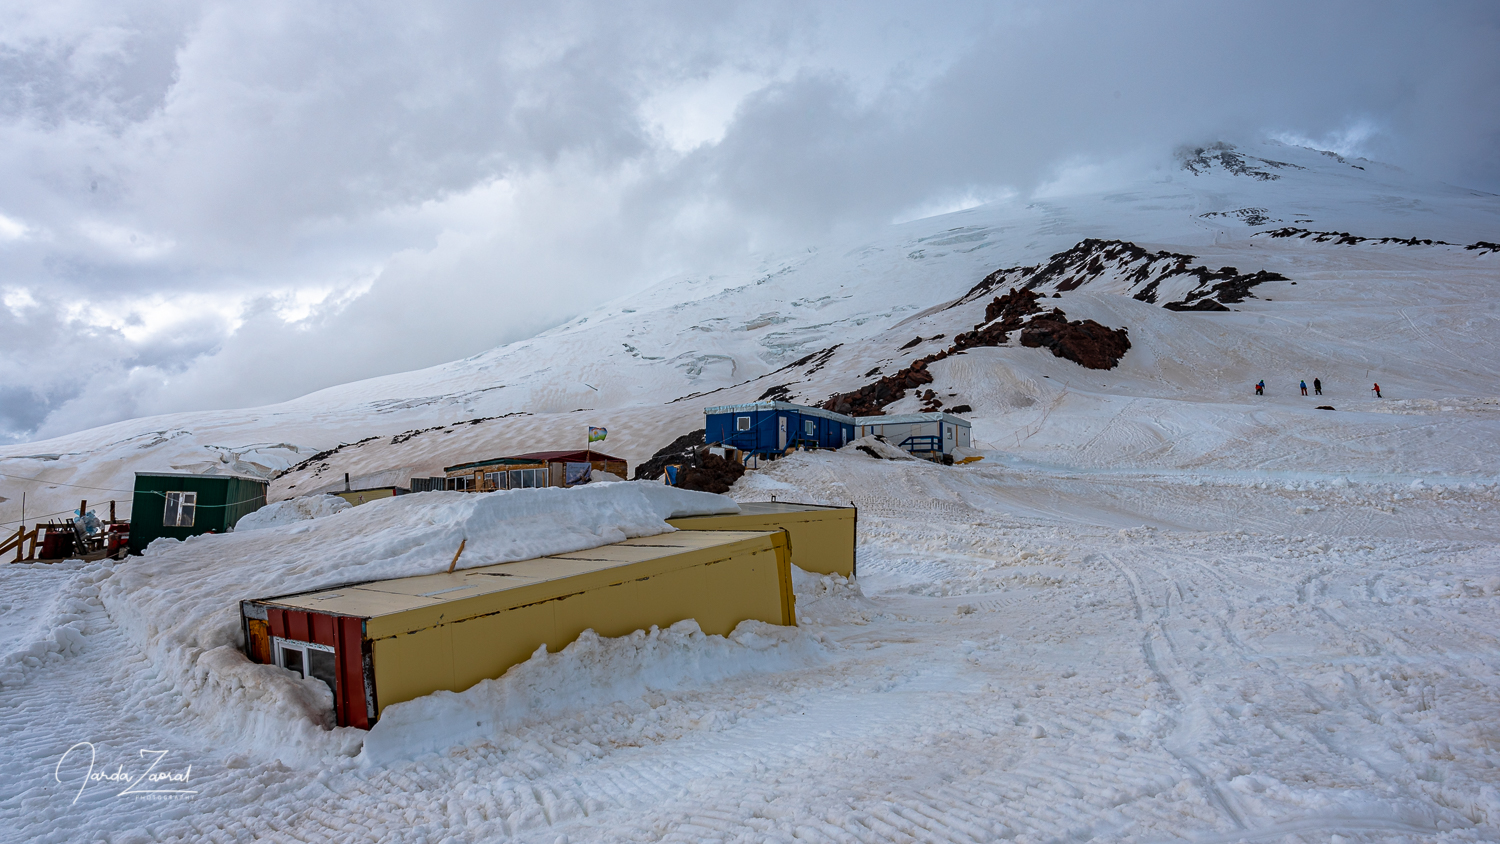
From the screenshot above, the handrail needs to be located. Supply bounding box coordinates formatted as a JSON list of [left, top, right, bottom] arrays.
[[2, 526, 40, 562]]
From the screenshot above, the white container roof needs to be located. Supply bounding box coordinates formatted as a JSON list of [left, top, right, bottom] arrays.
[[854, 412, 972, 428], [704, 402, 855, 425]]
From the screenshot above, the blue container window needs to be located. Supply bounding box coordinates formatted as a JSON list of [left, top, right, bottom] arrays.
[[737, 416, 751, 431]]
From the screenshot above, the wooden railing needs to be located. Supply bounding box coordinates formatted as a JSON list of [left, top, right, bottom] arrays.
[[1, 526, 40, 562]]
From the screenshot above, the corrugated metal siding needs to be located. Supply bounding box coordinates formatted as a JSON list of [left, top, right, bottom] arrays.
[[706, 406, 853, 455], [128, 474, 266, 554], [266, 607, 373, 729]]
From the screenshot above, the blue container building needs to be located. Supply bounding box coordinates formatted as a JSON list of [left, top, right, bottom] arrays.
[[704, 402, 856, 458]]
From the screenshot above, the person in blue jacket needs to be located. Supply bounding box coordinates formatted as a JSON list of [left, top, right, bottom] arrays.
[[1255, 380, 1265, 395], [1300, 380, 1308, 396]]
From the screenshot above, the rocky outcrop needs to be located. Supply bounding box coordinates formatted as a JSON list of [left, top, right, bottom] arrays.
[[1262, 228, 1453, 247], [1019, 310, 1132, 369], [823, 288, 1129, 417], [633, 429, 705, 480], [1259, 228, 1500, 255], [676, 452, 745, 494], [944, 239, 1287, 312], [1177, 142, 1303, 181]]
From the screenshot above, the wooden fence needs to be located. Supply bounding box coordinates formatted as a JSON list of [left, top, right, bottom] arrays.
[[0, 526, 40, 562]]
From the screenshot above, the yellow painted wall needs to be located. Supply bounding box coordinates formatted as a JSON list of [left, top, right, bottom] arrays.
[[334, 488, 398, 506], [667, 506, 856, 577], [365, 532, 792, 716]]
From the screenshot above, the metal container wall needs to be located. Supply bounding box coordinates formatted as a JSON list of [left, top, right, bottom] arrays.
[[705, 402, 856, 456], [243, 530, 793, 727], [128, 472, 267, 554], [668, 501, 856, 577]]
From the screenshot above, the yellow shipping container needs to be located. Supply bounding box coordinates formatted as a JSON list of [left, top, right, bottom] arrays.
[[667, 501, 856, 577], [333, 487, 404, 506], [244, 529, 794, 727]]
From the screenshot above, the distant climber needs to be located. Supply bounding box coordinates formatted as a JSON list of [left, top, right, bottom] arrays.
[[1313, 378, 1322, 395], [1372, 382, 1382, 398], [1255, 380, 1264, 396], [1300, 380, 1308, 396]]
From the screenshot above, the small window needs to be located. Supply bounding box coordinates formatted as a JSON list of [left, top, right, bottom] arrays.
[[163, 491, 196, 527], [805, 419, 816, 436], [484, 471, 502, 490], [947, 428, 953, 439], [274, 637, 337, 697], [736, 416, 751, 432]]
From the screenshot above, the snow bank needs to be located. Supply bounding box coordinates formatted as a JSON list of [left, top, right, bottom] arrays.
[[951, 445, 985, 463], [95, 483, 741, 765], [233, 493, 350, 531], [361, 618, 827, 765], [840, 435, 915, 460]]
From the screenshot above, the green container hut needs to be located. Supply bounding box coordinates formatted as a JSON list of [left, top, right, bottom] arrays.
[[128, 472, 268, 555]]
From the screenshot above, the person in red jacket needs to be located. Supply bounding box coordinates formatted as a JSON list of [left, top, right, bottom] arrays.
[[1372, 383, 1382, 398]]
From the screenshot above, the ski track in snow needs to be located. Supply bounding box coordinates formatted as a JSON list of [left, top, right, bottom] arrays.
[[3, 453, 1499, 842]]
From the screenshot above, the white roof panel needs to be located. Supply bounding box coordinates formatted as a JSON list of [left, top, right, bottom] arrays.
[[855, 413, 971, 428], [704, 402, 855, 425]]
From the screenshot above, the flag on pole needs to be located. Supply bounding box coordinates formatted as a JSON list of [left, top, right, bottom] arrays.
[[588, 426, 607, 443]]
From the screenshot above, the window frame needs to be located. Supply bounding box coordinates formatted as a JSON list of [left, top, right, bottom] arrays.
[[162, 491, 197, 527], [273, 636, 338, 695], [736, 415, 751, 432]]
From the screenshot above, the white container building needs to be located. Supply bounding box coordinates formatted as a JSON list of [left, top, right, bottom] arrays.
[[854, 412, 971, 458]]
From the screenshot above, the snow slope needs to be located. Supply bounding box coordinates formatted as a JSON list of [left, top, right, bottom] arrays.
[[1, 140, 1498, 842], [2, 139, 1498, 526]]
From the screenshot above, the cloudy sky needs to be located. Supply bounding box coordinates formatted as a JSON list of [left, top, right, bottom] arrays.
[[1, 0, 1496, 444]]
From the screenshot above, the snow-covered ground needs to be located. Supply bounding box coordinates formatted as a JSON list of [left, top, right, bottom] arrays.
[[2, 453, 1498, 842], [1, 139, 1497, 841]]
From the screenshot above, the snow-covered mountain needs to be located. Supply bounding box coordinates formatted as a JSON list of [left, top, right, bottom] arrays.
[[5, 139, 1500, 843], [3, 139, 1498, 523]]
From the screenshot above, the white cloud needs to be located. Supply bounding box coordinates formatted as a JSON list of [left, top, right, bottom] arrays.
[[640, 71, 771, 153], [2, 287, 37, 315], [0, 0, 1497, 444], [891, 187, 1018, 225], [78, 221, 175, 259], [1271, 119, 1384, 160], [0, 213, 29, 242]]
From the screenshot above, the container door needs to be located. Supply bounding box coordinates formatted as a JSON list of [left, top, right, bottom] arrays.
[[777, 417, 787, 451]]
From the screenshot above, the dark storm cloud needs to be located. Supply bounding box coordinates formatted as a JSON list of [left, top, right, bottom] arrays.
[[1, 0, 1496, 443]]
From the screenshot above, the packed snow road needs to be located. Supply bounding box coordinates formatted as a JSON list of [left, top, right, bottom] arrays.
[[2, 452, 1498, 843]]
